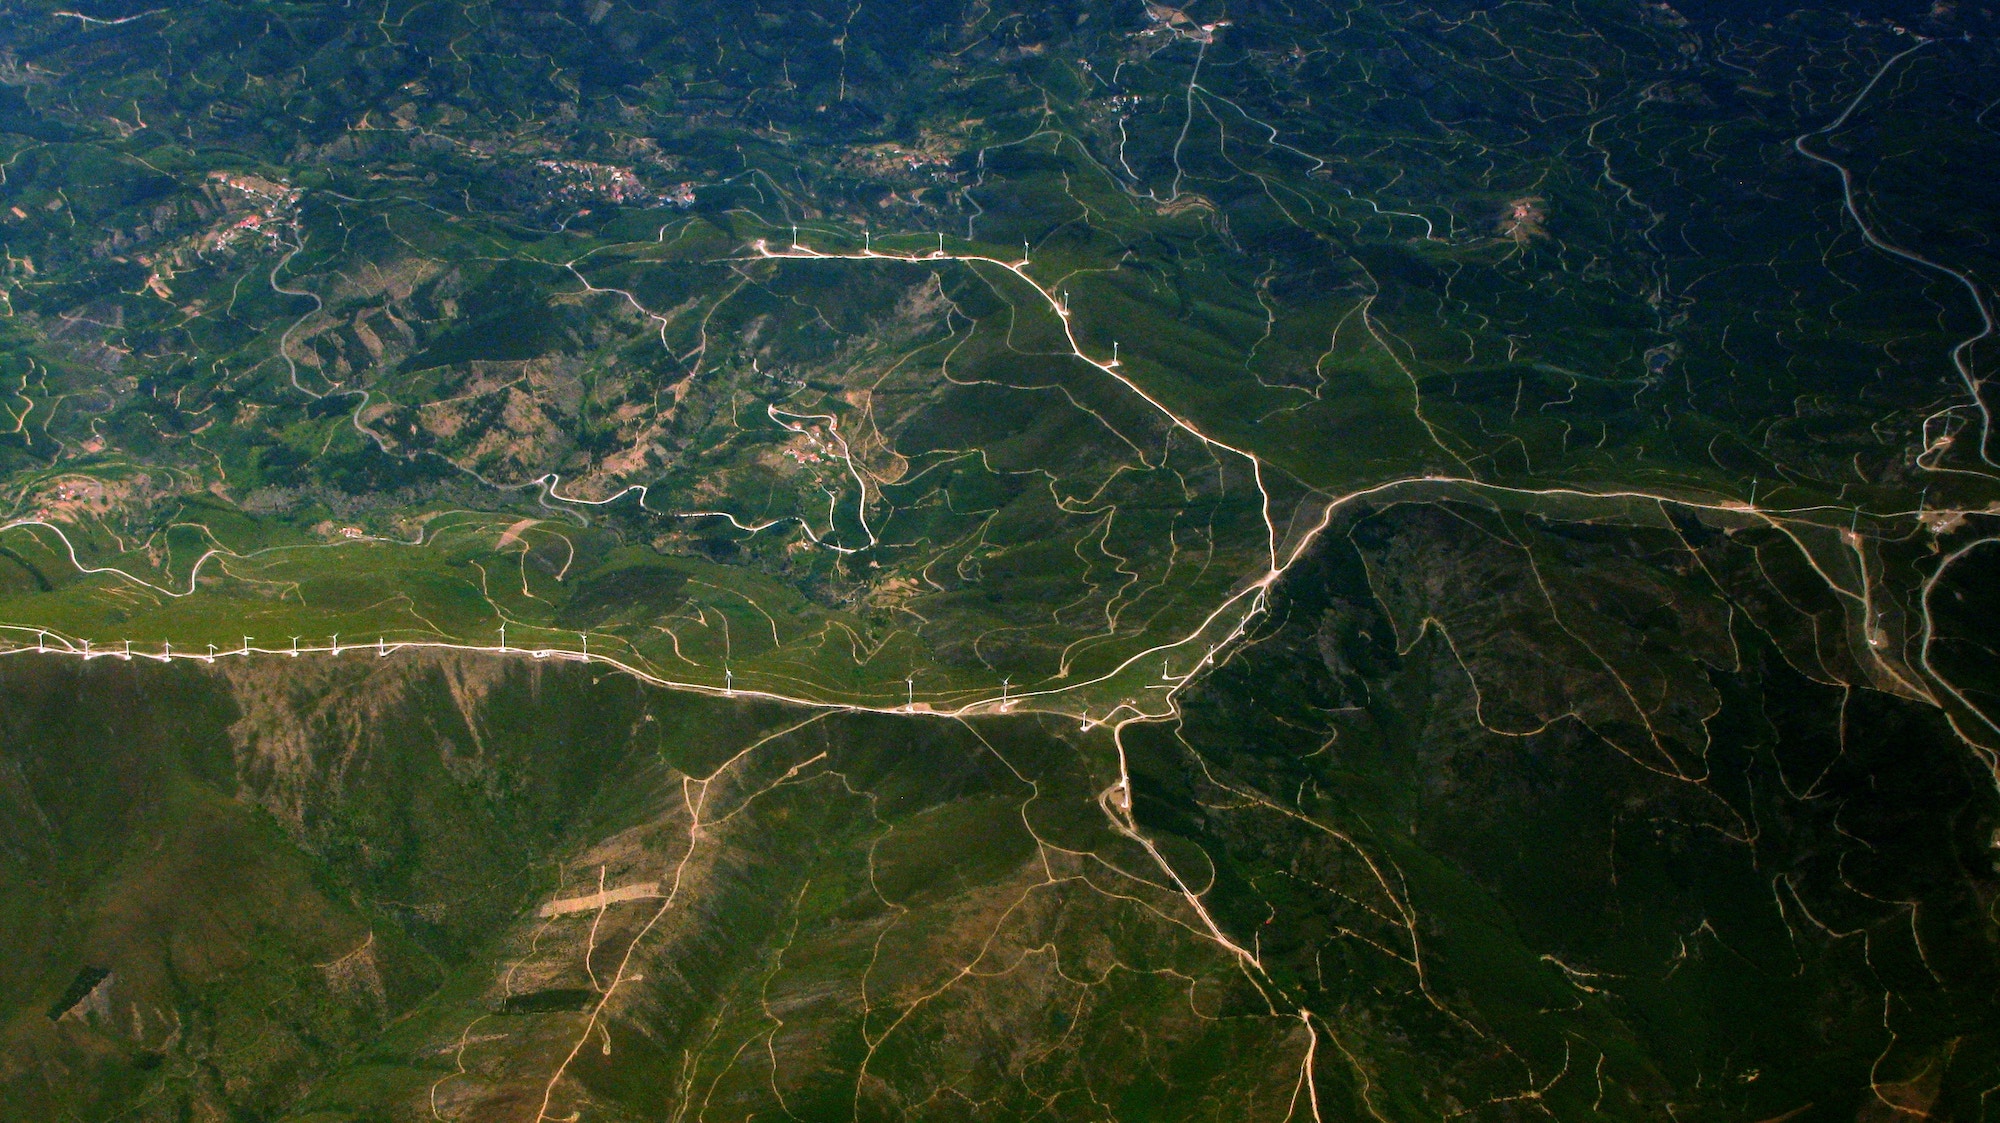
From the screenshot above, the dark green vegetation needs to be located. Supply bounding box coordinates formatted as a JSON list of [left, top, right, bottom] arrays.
[[1139, 502, 2000, 1118], [1, 0, 1998, 1116]]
